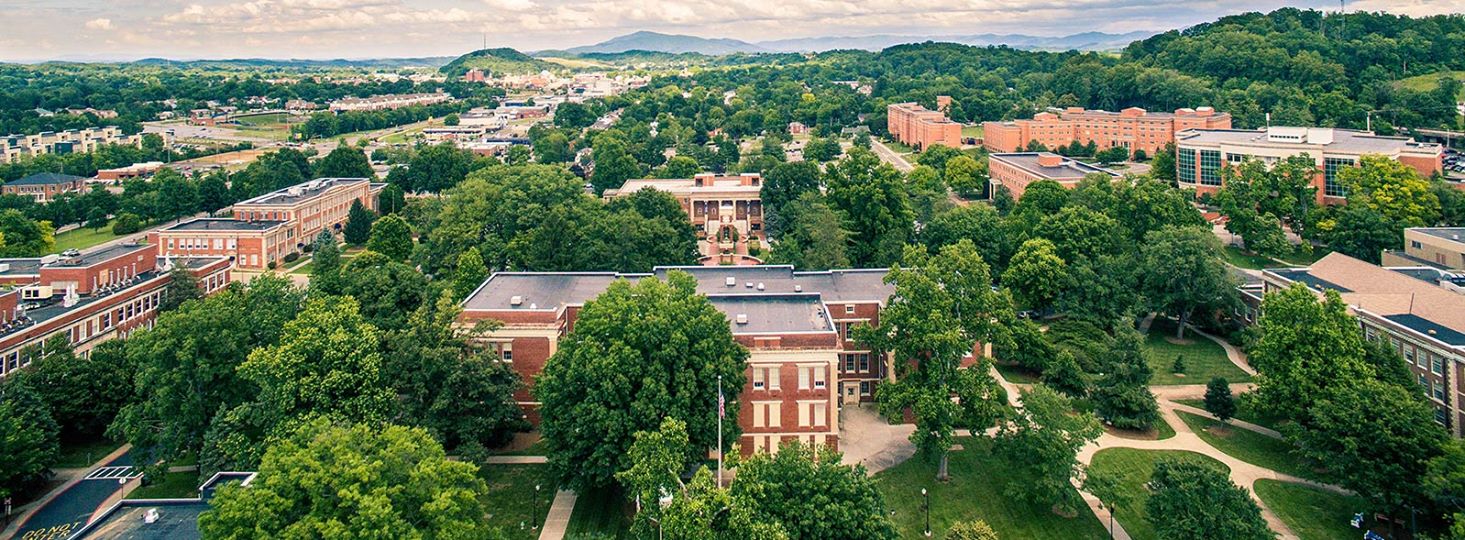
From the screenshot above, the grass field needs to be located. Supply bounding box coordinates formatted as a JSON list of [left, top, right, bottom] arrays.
[[127, 470, 198, 500], [1175, 396, 1284, 431], [53, 223, 137, 253], [882, 138, 915, 154], [1107, 414, 1177, 441], [481, 465, 554, 539], [1398, 70, 1465, 99], [995, 363, 1041, 384], [873, 437, 1108, 539], [1176, 411, 1321, 482], [564, 485, 633, 539], [1087, 448, 1230, 540], [962, 125, 985, 138], [1143, 318, 1251, 385], [1254, 479, 1367, 540], [55, 437, 123, 468], [1221, 245, 1279, 270]]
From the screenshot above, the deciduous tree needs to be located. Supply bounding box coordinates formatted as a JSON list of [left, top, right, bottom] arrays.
[[1139, 226, 1235, 338], [365, 213, 413, 261], [1145, 460, 1271, 540], [995, 384, 1102, 513]]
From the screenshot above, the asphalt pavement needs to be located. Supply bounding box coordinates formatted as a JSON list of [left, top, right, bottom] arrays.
[[10, 452, 136, 540]]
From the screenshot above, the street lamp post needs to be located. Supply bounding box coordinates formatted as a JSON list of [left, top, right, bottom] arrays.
[[922, 488, 931, 537], [533, 484, 542, 530]]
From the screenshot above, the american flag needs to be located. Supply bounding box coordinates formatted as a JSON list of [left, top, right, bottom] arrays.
[[718, 389, 725, 418]]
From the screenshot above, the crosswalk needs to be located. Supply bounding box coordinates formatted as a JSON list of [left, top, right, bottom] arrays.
[[84, 466, 141, 481]]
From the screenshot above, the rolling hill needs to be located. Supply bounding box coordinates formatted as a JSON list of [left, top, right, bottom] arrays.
[[438, 47, 560, 77], [561, 31, 766, 55]]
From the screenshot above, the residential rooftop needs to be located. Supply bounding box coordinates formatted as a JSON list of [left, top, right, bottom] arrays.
[[164, 218, 287, 232], [990, 152, 1119, 181], [1266, 253, 1465, 348], [7, 172, 86, 186], [1414, 227, 1465, 244]]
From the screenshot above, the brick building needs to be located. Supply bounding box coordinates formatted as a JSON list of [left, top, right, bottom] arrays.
[[155, 178, 382, 270], [1257, 253, 1465, 435], [988, 152, 1119, 200], [983, 106, 1231, 157], [604, 174, 765, 265], [1, 172, 87, 202], [0, 243, 231, 378], [456, 266, 903, 455], [1175, 127, 1444, 203], [1383, 228, 1465, 271], [328, 92, 452, 112], [888, 100, 962, 151]]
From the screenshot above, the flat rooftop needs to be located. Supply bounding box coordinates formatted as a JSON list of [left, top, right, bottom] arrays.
[[1177, 127, 1442, 155], [164, 218, 287, 232], [462, 266, 893, 333], [234, 177, 370, 207], [1266, 253, 1465, 348], [990, 152, 1118, 181], [49, 243, 152, 268], [74, 502, 206, 540], [1412, 227, 1465, 244]]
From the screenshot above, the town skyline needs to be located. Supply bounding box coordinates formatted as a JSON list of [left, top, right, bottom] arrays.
[[2, 0, 1454, 62]]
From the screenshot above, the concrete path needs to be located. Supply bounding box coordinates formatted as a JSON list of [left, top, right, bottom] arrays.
[[537, 490, 578, 540], [839, 405, 916, 475], [1186, 323, 1258, 376], [483, 455, 549, 465], [1077, 399, 1351, 540], [1170, 402, 1281, 439]]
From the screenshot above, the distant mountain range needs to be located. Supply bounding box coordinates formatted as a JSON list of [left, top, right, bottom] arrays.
[[547, 30, 1155, 56]]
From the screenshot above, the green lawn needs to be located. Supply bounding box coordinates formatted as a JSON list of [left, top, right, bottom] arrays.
[[53, 223, 133, 253], [481, 465, 555, 539], [1397, 70, 1465, 99], [1143, 318, 1251, 385], [961, 125, 985, 138], [995, 363, 1040, 384], [564, 485, 633, 539], [128, 470, 198, 500], [1174, 396, 1284, 431], [55, 437, 123, 468], [1176, 411, 1322, 482], [490, 438, 547, 456], [1221, 245, 1277, 270], [882, 139, 915, 154], [1108, 414, 1176, 441], [1254, 479, 1368, 540], [873, 437, 1108, 539], [1088, 448, 1229, 540]]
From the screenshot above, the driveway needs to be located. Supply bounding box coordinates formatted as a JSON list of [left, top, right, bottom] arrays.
[[9, 452, 138, 540]]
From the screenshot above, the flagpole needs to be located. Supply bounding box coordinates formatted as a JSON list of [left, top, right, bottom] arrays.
[[717, 374, 724, 489]]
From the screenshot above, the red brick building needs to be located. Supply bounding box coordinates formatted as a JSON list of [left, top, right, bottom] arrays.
[[1174, 127, 1445, 203], [888, 100, 963, 151], [989, 152, 1119, 200], [983, 106, 1231, 157], [604, 174, 765, 265], [2, 172, 87, 202], [456, 266, 905, 455], [155, 178, 382, 270], [0, 243, 230, 377]]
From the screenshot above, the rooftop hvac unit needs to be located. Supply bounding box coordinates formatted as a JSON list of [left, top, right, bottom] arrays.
[[0, 263, 9, 273], [745, 282, 753, 288], [794, 285, 803, 292], [725, 277, 736, 287], [735, 314, 748, 325], [510, 295, 523, 306], [756, 282, 765, 291], [40, 254, 59, 265]]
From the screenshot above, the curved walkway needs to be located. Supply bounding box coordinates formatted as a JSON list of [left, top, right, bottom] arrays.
[[1076, 398, 1350, 540]]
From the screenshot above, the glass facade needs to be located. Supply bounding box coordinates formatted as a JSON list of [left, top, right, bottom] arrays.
[[1199, 150, 1223, 186], [1324, 157, 1355, 197], [1178, 148, 1196, 184]]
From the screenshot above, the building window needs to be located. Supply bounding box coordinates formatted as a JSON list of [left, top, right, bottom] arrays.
[[1434, 381, 1446, 401], [858, 353, 870, 373], [1411, 240, 1423, 249], [1433, 355, 1444, 375], [1437, 408, 1449, 426], [1177, 148, 1196, 184], [843, 355, 856, 372], [844, 304, 855, 315], [753, 368, 766, 390], [1324, 157, 1355, 197], [1199, 150, 1222, 186], [859, 381, 872, 396]]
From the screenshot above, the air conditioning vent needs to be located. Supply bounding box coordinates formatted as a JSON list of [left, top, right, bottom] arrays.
[[735, 313, 748, 325], [510, 295, 523, 306]]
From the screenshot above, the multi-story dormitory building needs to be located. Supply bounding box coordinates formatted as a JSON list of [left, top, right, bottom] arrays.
[[457, 265, 988, 455], [152, 178, 383, 271], [888, 98, 964, 151], [983, 106, 1231, 156], [0, 242, 231, 377], [1253, 252, 1465, 436], [0, 126, 171, 165], [328, 92, 453, 112]]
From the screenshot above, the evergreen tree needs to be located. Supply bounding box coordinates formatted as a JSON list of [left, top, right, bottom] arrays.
[[343, 199, 375, 246], [159, 265, 202, 312], [1204, 377, 1236, 423]]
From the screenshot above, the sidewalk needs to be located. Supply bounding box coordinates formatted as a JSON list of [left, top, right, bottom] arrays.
[[537, 490, 578, 540]]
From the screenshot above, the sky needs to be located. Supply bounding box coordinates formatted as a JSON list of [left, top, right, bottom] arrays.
[[0, 0, 1459, 62]]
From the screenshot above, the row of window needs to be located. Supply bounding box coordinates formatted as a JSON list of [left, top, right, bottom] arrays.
[[750, 365, 827, 391], [841, 353, 872, 374], [749, 401, 828, 428]]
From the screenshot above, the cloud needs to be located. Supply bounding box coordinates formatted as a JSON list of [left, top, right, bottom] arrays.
[[85, 18, 114, 30]]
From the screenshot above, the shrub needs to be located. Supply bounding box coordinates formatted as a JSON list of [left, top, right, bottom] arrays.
[[283, 252, 300, 263], [111, 213, 144, 235]]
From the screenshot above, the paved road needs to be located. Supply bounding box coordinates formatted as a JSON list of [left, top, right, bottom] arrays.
[[10, 452, 137, 540], [869, 139, 915, 172]]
